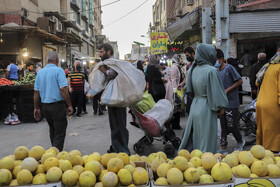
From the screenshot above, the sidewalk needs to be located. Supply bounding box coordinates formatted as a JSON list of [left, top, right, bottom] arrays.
[[0, 103, 252, 158]]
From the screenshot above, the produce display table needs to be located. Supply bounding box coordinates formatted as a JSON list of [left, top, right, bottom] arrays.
[[0, 84, 37, 123]]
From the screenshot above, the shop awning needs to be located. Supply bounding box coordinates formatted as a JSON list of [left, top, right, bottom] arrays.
[[56, 32, 82, 44], [166, 7, 200, 42], [229, 9, 280, 33], [0, 23, 67, 44]]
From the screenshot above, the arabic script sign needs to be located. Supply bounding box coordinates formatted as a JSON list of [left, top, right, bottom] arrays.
[[150, 32, 169, 55]]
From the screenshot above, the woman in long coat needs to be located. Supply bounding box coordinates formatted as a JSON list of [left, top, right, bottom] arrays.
[[165, 54, 185, 129], [255, 50, 280, 152], [178, 44, 228, 153]]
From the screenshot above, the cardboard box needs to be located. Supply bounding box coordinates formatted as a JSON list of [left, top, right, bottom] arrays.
[[11, 181, 63, 187], [233, 175, 280, 187], [151, 181, 234, 187], [150, 168, 234, 187], [123, 161, 150, 187]]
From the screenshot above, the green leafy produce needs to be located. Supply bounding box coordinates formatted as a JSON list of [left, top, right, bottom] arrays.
[[14, 73, 36, 85]]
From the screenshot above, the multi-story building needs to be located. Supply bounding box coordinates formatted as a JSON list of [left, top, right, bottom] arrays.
[[0, 0, 103, 68], [109, 41, 119, 59], [151, 0, 202, 51], [130, 44, 150, 61]]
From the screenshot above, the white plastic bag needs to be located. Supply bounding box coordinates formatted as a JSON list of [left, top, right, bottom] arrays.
[[88, 67, 107, 96], [88, 58, 146, 107], [144, 99, 173, 129], [84, 80, 90, 94]]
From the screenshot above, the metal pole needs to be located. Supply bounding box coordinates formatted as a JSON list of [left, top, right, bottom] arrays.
[[202, 0, 212, 44], [216, 0, 230, 58]]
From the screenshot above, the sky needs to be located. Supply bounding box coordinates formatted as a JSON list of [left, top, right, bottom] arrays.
[[101, 0, 156, 59]]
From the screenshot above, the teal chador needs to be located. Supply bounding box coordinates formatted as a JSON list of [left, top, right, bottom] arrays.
[[179, 64, 228, 153]]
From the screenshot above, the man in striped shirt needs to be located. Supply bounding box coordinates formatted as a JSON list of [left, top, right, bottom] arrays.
[[68, 61, 85, 117]]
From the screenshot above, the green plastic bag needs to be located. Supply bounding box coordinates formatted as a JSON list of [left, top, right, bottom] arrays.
[[173, 89, 185, 112], [134, 91, 156, 114]]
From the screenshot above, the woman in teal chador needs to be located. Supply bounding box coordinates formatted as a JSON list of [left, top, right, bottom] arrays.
[[179, 44, 228, 153]]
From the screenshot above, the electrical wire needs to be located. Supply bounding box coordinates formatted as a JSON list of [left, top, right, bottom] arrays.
[[105, 0, 150, 27]]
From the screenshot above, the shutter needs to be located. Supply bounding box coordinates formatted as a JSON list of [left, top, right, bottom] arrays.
[[229, 10, 280, 33]]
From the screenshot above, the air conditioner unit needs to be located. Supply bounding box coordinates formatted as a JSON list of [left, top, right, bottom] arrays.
[[57, 22, 62, 32], [175, 9, 182, 17], [186, 0, 194, 6]]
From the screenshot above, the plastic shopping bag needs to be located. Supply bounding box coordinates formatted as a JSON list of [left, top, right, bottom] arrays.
[[173, 88, 184, 111], [144, 99, 173, 129], [134, 91, 156, 114], [89, 58, 146, 107], [88, 67, 107, 96], [84, 80, 90, 94]]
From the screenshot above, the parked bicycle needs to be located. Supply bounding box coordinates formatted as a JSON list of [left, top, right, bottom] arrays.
[[237, 99, 257, 145]]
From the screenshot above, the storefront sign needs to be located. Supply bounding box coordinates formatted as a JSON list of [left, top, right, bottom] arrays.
[[150, 32, 169, 54], [167, 41, 184, 52]]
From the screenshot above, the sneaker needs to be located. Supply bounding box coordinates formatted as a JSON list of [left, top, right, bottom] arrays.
[[218, 147, 228, 155], [234, 138, 246, 151], [76, 114, 82, 118], [4, 114, 11, 125], [11, 113, 20, 125]]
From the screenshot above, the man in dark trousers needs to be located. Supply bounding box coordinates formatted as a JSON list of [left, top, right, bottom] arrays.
[[184, 47, 195, 115], [68, 61, 85, 117], [97, 43, 130, 155], [34, 51, 73, 151], [249, 52, 266, 100]]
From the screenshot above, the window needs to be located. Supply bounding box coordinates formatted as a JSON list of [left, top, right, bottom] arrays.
[[77, 12, 81, 24]]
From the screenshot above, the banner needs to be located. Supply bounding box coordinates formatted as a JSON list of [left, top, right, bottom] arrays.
[[150, 32, 169, 54], [167, 41, 184, 53]]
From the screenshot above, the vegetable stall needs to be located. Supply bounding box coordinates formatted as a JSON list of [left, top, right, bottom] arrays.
[[0, 73, 37, 123]]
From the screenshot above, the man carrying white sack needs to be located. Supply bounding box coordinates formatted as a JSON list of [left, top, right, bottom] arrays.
[[89, 43, 146, 155]]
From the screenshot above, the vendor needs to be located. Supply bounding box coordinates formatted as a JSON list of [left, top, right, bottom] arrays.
[[6, 59, 18, 80], [24, 63, 35, 76]]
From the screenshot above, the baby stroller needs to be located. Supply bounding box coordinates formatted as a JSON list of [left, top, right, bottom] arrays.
[[129, 98, 181, 158]]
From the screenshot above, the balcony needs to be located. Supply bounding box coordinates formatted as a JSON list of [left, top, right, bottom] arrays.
[[230, 0, 257, 6], [82, 30, 90, 38], [71, 21, 83, 32], [71, 0, 81, 11]]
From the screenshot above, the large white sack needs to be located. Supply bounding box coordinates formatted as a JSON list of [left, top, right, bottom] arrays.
[[144, 99, 173, 129], [88, 58, 146, 107]]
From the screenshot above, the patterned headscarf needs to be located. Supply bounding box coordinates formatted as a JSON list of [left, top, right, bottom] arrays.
[[256, 52, 280, 87], [172, 54, 180, 65], [149, 55, 160, 69]]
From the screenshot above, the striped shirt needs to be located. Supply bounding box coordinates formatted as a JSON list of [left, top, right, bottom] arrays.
[[68, 71, 85, 92]]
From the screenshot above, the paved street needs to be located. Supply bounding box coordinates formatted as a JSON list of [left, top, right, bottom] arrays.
[[0, 103, 252, 158]]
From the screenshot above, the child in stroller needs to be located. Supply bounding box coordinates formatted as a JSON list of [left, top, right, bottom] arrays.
[[129, 92, 181, 158]]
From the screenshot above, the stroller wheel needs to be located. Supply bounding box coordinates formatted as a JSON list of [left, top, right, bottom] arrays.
[[133, 143, 145, 155], [164, 144, 176, 158], [142, 135, 154, 145], [171, 137, 181, 149]]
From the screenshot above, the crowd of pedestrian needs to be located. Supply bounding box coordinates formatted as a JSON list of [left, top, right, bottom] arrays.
[[30, 42, 280, 155]]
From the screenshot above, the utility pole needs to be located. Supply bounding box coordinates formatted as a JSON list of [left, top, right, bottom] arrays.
[[216, 0, 230, 58], [202, 0, 212, 44]]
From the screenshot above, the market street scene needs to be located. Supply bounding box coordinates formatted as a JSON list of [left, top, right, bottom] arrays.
[[0, 0, 280, 186]]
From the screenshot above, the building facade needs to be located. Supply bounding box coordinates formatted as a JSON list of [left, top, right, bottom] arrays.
[[0, 0, 104, 68]]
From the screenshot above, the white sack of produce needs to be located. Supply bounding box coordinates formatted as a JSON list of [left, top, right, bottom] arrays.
[[89, 58, 146, 107], [144, 99, 173, 129]]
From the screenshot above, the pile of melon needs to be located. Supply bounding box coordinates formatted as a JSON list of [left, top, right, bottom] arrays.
[[0, 146, 149, 186]]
